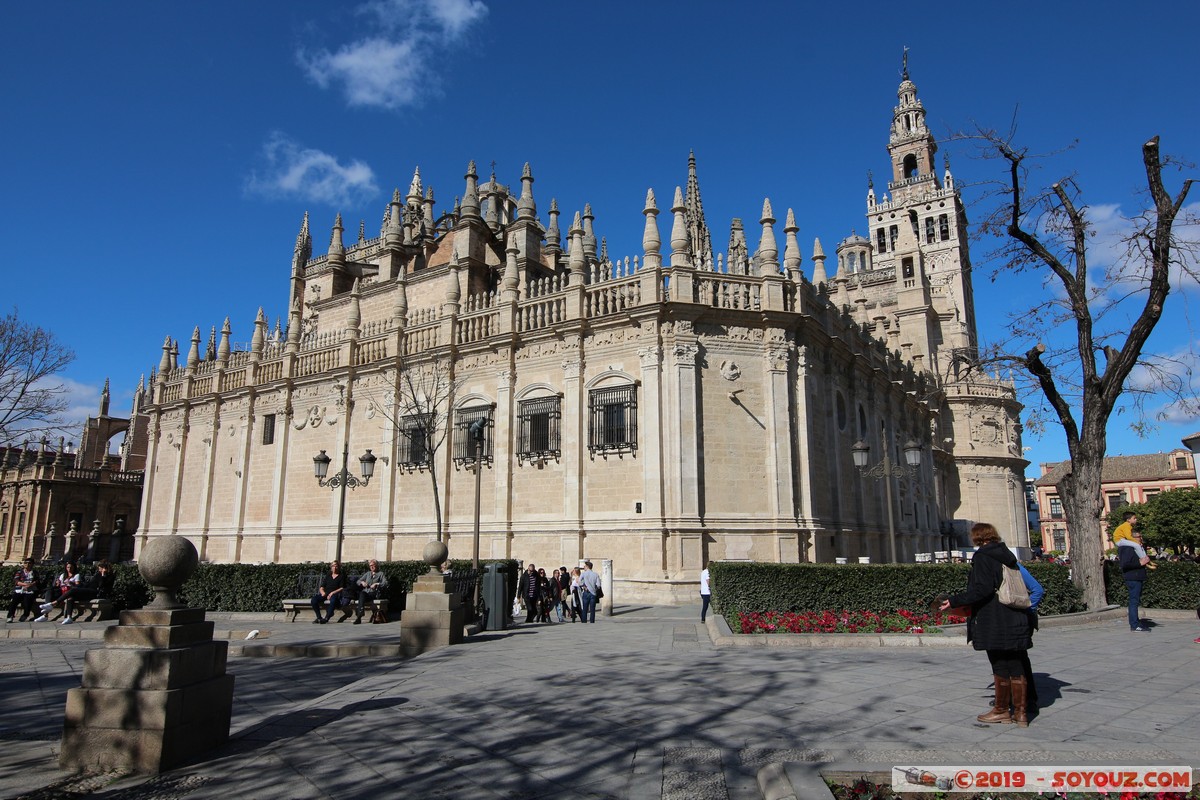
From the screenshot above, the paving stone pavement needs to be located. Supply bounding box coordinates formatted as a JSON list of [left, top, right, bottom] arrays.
[[1, 605, 1198, 799]]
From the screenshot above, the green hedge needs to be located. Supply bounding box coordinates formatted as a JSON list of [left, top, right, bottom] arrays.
[[1104, 561, 1200, 610], [709, 561, 1086, 618], [2, 559, 521, 614]]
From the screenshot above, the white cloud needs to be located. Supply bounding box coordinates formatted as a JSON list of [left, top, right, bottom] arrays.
[[1084, 201, 1200, 293], [246, 133, 379, 206], [299, 0, 488, 111]]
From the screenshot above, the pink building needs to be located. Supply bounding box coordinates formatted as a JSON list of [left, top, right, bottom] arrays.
[[1034, 449, 1197, 553]]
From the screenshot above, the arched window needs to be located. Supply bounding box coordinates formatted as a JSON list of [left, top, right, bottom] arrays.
[[889, 225, 899, 250], [939, 214, 950, 241], [903, 154, 918, 178], [876, 229, 887, 254], [924, 217, 936, 244]]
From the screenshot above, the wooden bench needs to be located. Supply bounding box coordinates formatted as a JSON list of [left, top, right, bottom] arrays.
[[280, 573, 391, 623]]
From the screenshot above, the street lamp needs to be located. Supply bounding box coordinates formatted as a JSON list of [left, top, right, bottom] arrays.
[[468, 417, 487, 622], [313, 445, 377, 564], [852, 436, 922, 563]]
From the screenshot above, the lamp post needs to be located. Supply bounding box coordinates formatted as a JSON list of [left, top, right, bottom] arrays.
[[468, 417, 487, 621], [852, 436, 922, 563], [313, 445, 377, 564]]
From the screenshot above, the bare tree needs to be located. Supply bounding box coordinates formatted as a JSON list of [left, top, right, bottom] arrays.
[[364, 360, 463, 542], [968, 130, 1196, 610], [0, 309, 76, 444]]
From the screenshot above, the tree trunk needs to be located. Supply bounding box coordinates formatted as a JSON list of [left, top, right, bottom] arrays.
[[1061, 432, 1109, 611]]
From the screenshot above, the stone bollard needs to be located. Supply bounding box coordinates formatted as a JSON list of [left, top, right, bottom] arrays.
[[398, 540, 464, 654], [59, 535, 234, 774]]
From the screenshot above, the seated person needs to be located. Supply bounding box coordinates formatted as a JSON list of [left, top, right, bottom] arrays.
[[355, 559, 389, 624], [59, 561, 115, 625], [6, 559, 41, 623], [35, 562, 81, 621], [310, 561, 348, 624]]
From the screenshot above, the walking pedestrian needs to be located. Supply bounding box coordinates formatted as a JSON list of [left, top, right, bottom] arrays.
[[517, 563, 540, 624], [1119, 529, 1152, 632], [700, 561, 712, 623]]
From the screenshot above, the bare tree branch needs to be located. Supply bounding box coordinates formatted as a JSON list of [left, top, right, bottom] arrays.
[[0, 309, 76, 443]]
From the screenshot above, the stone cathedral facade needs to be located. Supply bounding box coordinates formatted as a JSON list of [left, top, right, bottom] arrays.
[[137, 69, 1028, 603]]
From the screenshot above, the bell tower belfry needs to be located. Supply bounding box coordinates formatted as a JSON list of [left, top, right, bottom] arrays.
[[865, 53, 977, 381]]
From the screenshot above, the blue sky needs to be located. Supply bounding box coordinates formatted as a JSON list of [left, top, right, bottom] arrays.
[[3, 0, 1197, 478]]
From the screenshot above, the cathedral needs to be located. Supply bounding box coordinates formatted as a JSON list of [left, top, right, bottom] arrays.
[[135, 67, 1028, 603]]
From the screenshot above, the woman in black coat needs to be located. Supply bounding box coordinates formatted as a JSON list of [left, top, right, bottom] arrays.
[[940, 522, 1033, 726]]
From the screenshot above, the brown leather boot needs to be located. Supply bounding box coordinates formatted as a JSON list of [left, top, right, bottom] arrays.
[[977, 676, 1014, 724], [1010, 676, 1029, 727]]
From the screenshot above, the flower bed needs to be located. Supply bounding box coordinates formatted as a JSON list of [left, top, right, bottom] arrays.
[[738, 609, 967, 634]]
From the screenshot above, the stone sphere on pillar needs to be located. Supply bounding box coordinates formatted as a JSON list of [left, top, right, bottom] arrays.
[[139, 535, 200, 609], [423, 540, 449, 572]]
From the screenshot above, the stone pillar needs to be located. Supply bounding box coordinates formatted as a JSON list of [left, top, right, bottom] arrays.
[[399, 540, 464, 653], [60, 536, 234, 774]]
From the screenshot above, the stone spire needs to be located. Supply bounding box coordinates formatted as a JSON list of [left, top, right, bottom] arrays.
[[444, 249, 462, 307], [545, 198, 562, 255], [670, 187, 690, 268], [217, 318, 231, 365], [328, 214, 345, 261], [783, 208, 802, 280], [811, 237, 828, 284], [517, 162, 536, 221], [459, 161, 481, 220], [568, 211, 586, 280], [728, 219, 749, 275], [406, 167, 423, 207], [503, 233, 520, 299], [422, 186, 436, 235], [391, 272, 409, 329], [347, 278, 361, 338], [286, 297, 302, 353], [484, 166, 500, 231], [357, 219, 366, 243], [292, 211, 312, 272], [170, 340, 179, 371], [684, 150, 714, 270], [385, 188, 404, 247], [205, 326, 217, 361], [99, 378, 110, 416], [251, 308, 266, 357], [582, 203, 597, 262], [158, 337, 172, 376], [642, 189, 661, 269], [186, 327, 201, 369], [757, 199, 779, 276]]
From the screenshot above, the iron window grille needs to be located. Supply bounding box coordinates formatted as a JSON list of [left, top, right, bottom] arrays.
[[398, 413, 434, 469], [517, 395, 562, 463], [588, 384, 637, 456], [453, 404, 495, 467], [261, 413, 276, 446]]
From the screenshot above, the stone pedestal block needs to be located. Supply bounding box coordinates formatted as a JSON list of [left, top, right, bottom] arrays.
[[399, 571, 464, 652], [59, 607, 234, 774]]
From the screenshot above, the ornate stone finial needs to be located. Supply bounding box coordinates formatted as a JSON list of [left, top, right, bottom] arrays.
[[205, 326, 217, 361], [385, 188, 404, 247], [251, 308, 266, 355], [357, 219, 366, 243], [545, 198, 561, 253], [186, 327, 201, 368], [99, 378, 110, 416], [445, 249, 462, 305], [783, 208, 802, 278], [217, 317, 231, 364], [757, 199, 779, 276], [642, 188, 661, 268], [568, 211, 586, 278], [582, 203, 597, 262], [517, 162, 536, 221], [328, 213, 345, 258], [670, 186, 690, 267], [158, 336, 172, 376], [293, 211, 312, 271], [347, 278, 362, 335], [484, 167, 500, 230], [407, 167, 423, 205], [170, 339, 179, 370], [902, 45, 910, 81], [460, 161, 481, 219], [139, 535, 200, 609], [503, 233, 520, 295], [422, 186, 436, 235], [811, 237, 828, 284]]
